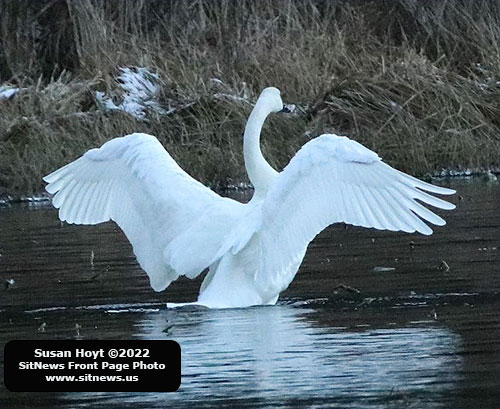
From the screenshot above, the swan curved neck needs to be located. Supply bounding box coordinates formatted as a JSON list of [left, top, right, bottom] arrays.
[[243, 104, 278, 197]]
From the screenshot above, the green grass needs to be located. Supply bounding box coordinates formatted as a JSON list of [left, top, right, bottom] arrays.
[[0, 0, 499, 197]]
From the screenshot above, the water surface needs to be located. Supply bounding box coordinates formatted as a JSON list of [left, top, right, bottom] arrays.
[[1, 178, 499, 408]]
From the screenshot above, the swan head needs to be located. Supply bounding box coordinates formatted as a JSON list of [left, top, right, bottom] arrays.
[[258, 87, 285, 113]]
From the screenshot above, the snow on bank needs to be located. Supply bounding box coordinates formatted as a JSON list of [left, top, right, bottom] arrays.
[[434, 168, 499, 180], [96, 67, 165, 119], [211, 78, 254, 105], [0, 85, 20, 100], [95, 71, 265, 119]]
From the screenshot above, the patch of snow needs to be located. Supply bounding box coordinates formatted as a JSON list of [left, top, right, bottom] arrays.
[[19, 196, 51, 204], [95, 91, 119, 111], [438, 168, 473, 177], [213, 92, 253, 104], [431, 167, 500, 180], [211, 78, 253, 105], [475, 62, 488, 74], [96, 67, 165, 119], [119, 67, 158, 98], [163, 101, 196, 115], [210, 78, 224, 85], [0, 85, 19, 100]]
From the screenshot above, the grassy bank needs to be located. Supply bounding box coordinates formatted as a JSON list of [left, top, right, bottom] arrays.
[[0, 0, 499, 197]]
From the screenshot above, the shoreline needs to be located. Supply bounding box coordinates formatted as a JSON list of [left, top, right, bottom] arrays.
[[1, 170, 498, 206], [1, 1, 498, 203]]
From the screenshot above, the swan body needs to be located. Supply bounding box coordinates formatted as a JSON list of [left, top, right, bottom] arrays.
[[44, 87, 455, 308]]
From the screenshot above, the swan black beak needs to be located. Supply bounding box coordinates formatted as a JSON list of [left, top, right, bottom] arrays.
[[279, 104, 295, 114]]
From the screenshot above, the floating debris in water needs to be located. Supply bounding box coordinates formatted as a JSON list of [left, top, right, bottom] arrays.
[[90, 273, 102, 281], [428, 309, 438, 320], [332, 284, 361, 294], [409, 240, 415, 249], [356, 297, 375, 308], [4, 278, 15, 289], [26, 306, 67, 313], [74, 323, 82, 338], [38, 322, 47, 332], [373, 266, 396, 273], [162, 322, 174, 334], [438, 260, 450, 273], [484, 171, 498, 182], [384, 387, 411, 403]]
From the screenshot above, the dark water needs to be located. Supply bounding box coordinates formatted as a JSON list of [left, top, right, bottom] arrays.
[[1, 178, 499, 409]]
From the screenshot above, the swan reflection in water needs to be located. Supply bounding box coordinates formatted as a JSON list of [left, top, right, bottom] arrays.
[[63, 303, 463, 408]]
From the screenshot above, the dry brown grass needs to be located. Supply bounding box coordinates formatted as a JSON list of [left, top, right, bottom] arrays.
[[0, 0, 499, 196]]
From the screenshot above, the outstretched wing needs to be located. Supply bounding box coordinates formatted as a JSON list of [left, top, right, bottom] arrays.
[[256, 134, 455, 294], [44, 133, 241, 291]]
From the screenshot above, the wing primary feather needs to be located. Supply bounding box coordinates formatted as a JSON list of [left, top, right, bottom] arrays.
[[101, 180, 115, 220], [60, 181, 86, 222], [371, 162, 415, 233], [397, 183, 456, 210], [43, 157, 82, 183], [96, 179, 113, 220], [52, 178, 75, 209], [72, 182, 93, 224], [393, 167, 456, 195], [361, 187, 386, 229], [352, 181, 383, 229], [369, 189, 405, 231], [86, 181, 104, 224], [119, 185, 133, 227], [45, 174, 71, 194], [351, 185, 373, 228], [338, 182, 349, 222], [348, 184, 369, 227], [107, 180, 120, 221], [57, 180, 78, 221], [81, 182, 99, 224], [398, 194, 446, 226], [328, 185, 341, 224], [364, 187, 397, 230], [378, 188, 416, 233], [349, 165, 387, 229], [374, 163, 455, 204], [377, 163, 455, 195], [385, 187, 433, 235]]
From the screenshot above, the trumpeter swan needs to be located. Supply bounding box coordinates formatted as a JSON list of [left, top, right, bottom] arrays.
[[44, 87, 455, 308]]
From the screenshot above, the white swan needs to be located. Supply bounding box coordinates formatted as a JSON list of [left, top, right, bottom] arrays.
[[44, 87, 455, 308]]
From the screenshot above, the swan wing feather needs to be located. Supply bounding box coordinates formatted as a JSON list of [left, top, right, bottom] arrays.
[[44, 133, 240, 291], [256, 134, 455, 294]]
